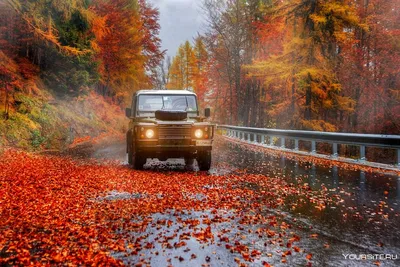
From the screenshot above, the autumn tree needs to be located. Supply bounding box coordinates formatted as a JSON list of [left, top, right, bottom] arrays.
[[3, 0, 97, 96], [193, 37, 210, 107], [202, 0, 246, 124], [0, 53, 19, 119], [138, 0, 165, 87], [199, 0, 399, 133], [339, 0, 400, 133], [167, 41, 197, 91], [91, 0, 164, 103], [91, 0, 145, 101], [167, 46, 186, 89], [246, 0, 363, 131]]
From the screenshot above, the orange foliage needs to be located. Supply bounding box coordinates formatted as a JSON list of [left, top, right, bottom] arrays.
[[1, 138, 396, 265], [0, 148, 332, 265]]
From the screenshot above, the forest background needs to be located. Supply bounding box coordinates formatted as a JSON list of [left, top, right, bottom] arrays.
[[0, 0, 399, 151]]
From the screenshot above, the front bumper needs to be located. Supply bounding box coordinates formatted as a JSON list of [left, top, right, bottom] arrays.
[[136, 139, 212, 157]]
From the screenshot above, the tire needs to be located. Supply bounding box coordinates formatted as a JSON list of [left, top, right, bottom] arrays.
[[197, 151, 212, 171], [185, 157, 194, 166], [128, 140, 146, 170], [133, 153, 146, 170], [127, 132, 132, 165]]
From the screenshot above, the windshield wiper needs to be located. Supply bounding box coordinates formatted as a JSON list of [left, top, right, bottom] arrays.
[[185, 96, 189, 111], [161, 96, 165, 110]]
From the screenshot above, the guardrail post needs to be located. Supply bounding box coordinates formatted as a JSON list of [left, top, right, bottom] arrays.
[[397, 149, 400, 168], [218, 125, 399, 170], [332, 143, 338, 158], [360, 146, 366, 162], [397, 176, 400, 198], [311, 141, 317, 154]]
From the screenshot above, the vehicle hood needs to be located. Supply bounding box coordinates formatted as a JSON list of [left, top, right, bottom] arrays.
[[138, 118, 200, 125]]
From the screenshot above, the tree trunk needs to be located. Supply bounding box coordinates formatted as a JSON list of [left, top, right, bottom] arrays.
[[305, 73, 312, 120], [4, 83, 9, 120]]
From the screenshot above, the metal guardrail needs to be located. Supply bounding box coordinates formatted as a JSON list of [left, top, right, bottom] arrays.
[[218, 125, 400, 169]]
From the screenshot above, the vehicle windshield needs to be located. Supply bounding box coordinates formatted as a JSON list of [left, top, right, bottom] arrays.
[[137, 95, 198, 116]]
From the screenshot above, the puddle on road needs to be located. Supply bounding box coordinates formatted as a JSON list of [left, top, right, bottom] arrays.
[[112, 209, 313, 267], [97, 190, 144, 201], [213, 141, 400, 266], [112, 208, 397, 267], [113, 209, 240, 266]]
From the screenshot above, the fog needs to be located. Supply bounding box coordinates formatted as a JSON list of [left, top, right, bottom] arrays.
[[149, 0, 206, 57]]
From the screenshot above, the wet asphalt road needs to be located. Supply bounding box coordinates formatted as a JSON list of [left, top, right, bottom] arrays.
[[92, 137, 400, 266]]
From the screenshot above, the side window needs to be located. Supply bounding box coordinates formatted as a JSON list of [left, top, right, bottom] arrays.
[[187, 96, 198, 111]]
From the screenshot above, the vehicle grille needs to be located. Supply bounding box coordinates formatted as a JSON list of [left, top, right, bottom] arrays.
[[158, 126, 192, 139]]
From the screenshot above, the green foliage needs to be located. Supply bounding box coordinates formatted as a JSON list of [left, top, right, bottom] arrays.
[[56, 11, 91, 48], [41, 52, 97, 96], [0, 90, 127, 151], [42, 6, 98, 96], [31, 129, 46, 149]]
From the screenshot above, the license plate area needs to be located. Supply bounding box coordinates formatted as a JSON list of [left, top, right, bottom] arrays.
[[196, 140, 212, 146], [159, 140, 190, 146]]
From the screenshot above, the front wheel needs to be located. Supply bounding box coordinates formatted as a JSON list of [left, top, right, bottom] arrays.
[[197, 151, 212, 171], [129, 151, 146, 170], [185, 157, 194, 166], [128, 141, 146, 170]]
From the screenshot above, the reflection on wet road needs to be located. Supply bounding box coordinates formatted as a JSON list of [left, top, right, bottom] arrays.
[[214, 139, 400, 266], [97, 137, 400, 266]]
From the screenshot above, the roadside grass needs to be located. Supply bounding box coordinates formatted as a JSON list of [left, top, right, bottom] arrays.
[[0, 91, 127, 152]]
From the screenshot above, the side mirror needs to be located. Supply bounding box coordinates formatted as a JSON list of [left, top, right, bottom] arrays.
[[204, 108, 211, 118], [125, 108, 132, 118]]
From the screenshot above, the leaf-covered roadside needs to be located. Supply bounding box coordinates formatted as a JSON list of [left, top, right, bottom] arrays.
[[0, 149, 395, 266]]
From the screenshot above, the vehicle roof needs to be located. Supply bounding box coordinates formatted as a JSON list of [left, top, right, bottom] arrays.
[[135, 90, 197, 96]]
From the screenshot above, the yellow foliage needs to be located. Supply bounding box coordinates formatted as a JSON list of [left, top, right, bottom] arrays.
[[336, 95, 355, 113], [167, 41, 199, 91], [301, 120, 337, 132], [310, 14, 327, 24], [311, 82, 327, 99]]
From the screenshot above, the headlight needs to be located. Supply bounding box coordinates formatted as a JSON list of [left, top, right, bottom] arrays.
[[145, 129, 155, 139], [194, 129, 204, 139]]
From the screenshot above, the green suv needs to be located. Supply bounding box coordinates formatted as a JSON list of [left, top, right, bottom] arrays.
[[126, 90, 214, 170]]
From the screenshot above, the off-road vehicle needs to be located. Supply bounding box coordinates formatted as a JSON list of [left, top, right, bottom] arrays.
[[126, 90, 214, 170]]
